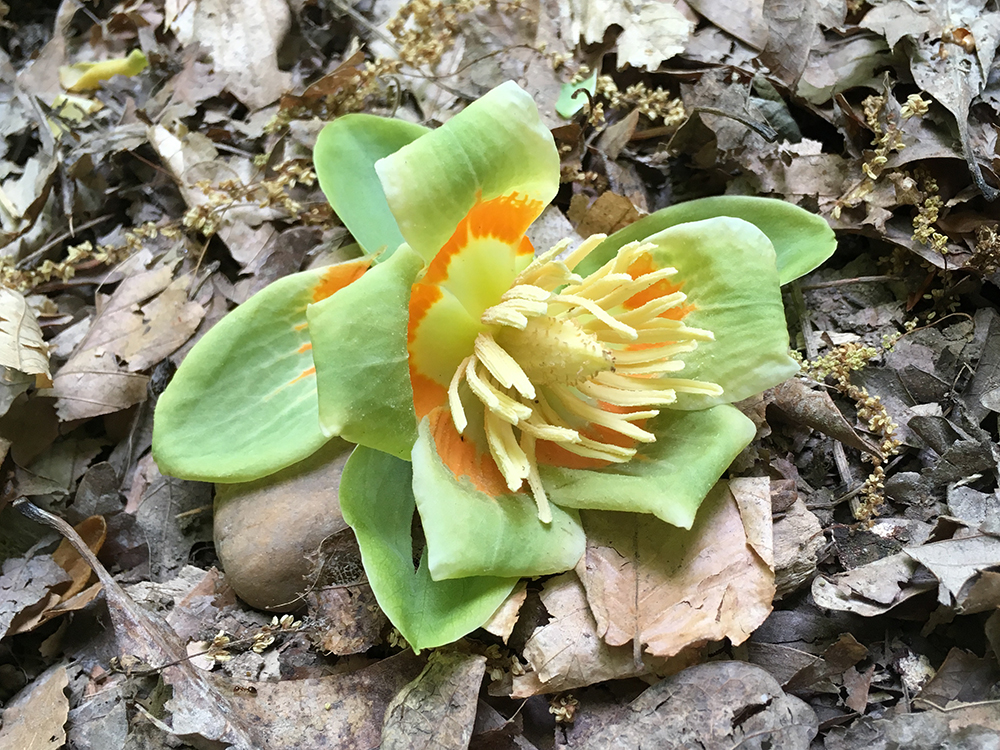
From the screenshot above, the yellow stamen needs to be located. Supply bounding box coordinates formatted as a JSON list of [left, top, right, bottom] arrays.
[[446, 236, 723, 520]]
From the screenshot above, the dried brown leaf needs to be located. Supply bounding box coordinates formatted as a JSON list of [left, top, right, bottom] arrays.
[[14, 499, 262, 749], [230, 651, 425, 749], [771, 379, 883, 457], [510, 572, 695, 698], [577, 479, 775, 658], [0, 553, 71, 639], [168, 0, 292, 110], [812, 552, 936, 616]]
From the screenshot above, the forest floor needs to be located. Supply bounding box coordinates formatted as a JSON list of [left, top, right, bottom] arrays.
[[1, 0, 1000, 748]]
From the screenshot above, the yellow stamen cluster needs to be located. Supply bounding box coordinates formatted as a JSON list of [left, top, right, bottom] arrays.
[[448, 235, 723, 522]]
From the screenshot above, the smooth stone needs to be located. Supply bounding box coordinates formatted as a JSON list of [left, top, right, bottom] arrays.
[[214, 438, 359, 612]]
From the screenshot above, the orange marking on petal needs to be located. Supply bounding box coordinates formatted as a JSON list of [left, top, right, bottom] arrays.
[[294, 322, 308, 331], [517, 234, 536, 257], [623, 254, 694, 320], [408, 282, 448, 418], [429, 408, 508, 496], [412, 372, 448, 420], [407, 282, 442, 343], [311, 257, 372, 303], [287, 366, 316, 386], [423, 193, 542, 284], [297, 342, 312, 354]]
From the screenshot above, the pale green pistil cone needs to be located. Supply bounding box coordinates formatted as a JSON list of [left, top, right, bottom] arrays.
[[494, 315, 614, 387]]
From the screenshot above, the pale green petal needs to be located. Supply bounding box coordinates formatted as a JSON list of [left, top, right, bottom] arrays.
[[644, 217, 798, 409], [153, 267, 345, 482], [314, 115, 429, 257], [411, 417, 586, 581], [576, 195, 836, 285], [340, 445, 517, 652], [375, 81, 559, 264], [540, 405, 755, 529], [308, 245, 423, 459]]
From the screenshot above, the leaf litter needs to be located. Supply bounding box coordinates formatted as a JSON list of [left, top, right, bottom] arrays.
[[2, 0, 1000, 747]]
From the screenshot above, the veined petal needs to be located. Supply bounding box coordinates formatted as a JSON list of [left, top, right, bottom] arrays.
[[624, 218, 799, 409], [412, 412, 586, 581], [540, 404, 756, 528], [314, 115, 429, 258], [153, 258, 371, 482], [375, 81, 559, 265], [340, 444, 517, 652], [574, 195, 837, 285], [308, 245, 423, 459]]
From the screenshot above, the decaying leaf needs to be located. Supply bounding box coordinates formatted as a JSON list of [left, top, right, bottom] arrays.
[[0, 665, 69, 750], [770, 378, 883, 457], [482, 580, 527, 644], [0, 552, 71, 639], [566, 661, 818, 749], [13, 499, 263, 749], [812, 552, 937, 616], [48, 263, 203, 420], [9, 515, 106, 635], [904, 532, 1000, 609], [168, 0, 292, 109], [381, 651, 486, 750], [576, 479, 774, 658], [230, 652, 425, 750], [563, 0, 693, 70], [0, 287, 51, 386]]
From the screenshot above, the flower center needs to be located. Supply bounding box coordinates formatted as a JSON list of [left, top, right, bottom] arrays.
[[447, 234, 724, 522], [493, 316, 613, 387]]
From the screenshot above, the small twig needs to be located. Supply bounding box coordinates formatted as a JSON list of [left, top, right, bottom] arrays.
[[16, 213, 116, 269], [799, 275, 902, 290]]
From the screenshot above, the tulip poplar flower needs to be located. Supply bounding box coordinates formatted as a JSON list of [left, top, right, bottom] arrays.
[[153, 82, 835, 649]]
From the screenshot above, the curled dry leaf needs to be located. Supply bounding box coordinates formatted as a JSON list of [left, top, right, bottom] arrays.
[[10, 515, 107, 635], [904, 532, 1000, 609], [812, 552, 937, 616], [0, 287, 51, 386], [14, 500, 263, 749], [576, 478, 775, 659], [770, 379, 882, 457]]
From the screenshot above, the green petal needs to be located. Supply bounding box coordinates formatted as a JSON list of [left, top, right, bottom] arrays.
[[539, 405, 755, 529], [576, 195, 836, 285], [308, 245, 423, 459], [376, 81, 560, 265], [314, 115, 429, 258], [340, 445, 517, 652], [153, 266, 354, 482], [411, 418, 586, 581], [646, 217, 798, 409]]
